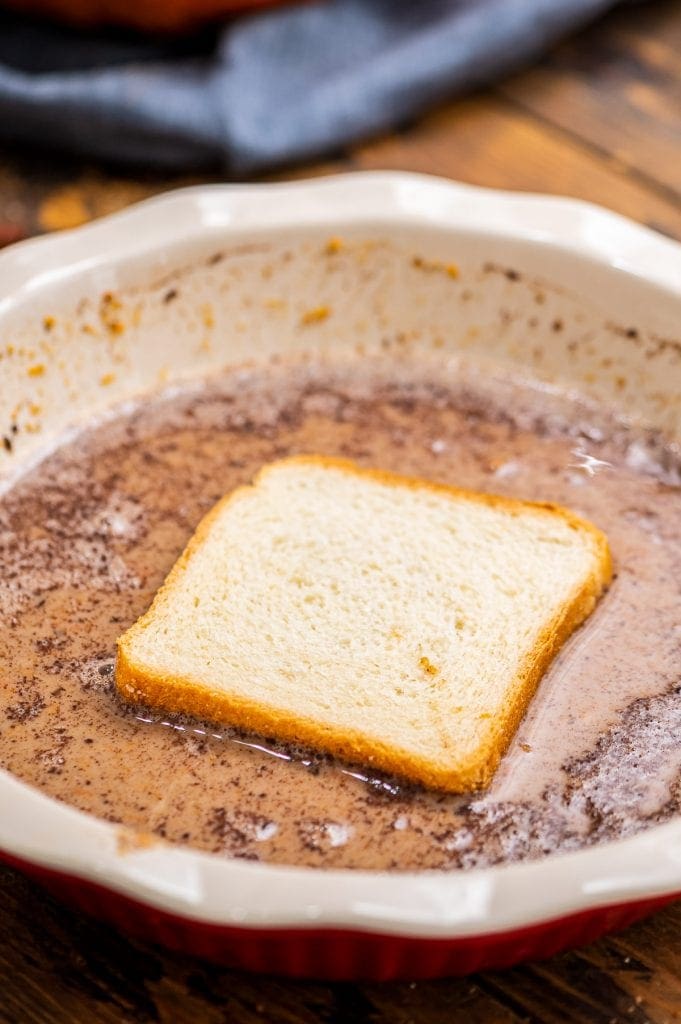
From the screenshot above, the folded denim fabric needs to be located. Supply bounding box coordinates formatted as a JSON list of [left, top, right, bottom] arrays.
[[0, 0, 622, 172]]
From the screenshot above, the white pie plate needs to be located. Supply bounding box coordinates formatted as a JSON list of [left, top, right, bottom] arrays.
[[1, 172, 680, 979]]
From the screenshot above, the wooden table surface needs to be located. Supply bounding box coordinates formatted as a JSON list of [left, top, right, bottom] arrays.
[[1, 1, 680, 1021]]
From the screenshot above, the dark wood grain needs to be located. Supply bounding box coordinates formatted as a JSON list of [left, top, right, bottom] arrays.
[[2, 865, 681, 1024], [0, 1, 680, 1021], [499, 0, 681, 198]]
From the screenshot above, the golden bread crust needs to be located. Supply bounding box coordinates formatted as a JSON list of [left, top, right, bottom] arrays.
[[116, 456, 612, 793]]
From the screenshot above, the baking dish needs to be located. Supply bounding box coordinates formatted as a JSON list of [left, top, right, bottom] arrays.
[[1, 172, 680, 980]]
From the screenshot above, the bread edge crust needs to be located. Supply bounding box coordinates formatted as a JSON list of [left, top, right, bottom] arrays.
[[115, 455, 613, 793]]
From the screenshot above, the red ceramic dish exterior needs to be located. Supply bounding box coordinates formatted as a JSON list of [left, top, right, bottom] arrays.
[[1, 175, 681, 981], [1, 0, 288, 32], [2, 851, 677, 979]]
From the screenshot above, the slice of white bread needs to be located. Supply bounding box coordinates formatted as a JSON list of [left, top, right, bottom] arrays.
[[116, 456, 611, 792]]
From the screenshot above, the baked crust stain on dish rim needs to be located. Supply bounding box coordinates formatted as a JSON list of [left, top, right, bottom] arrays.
[[0, 172, 680, 948]]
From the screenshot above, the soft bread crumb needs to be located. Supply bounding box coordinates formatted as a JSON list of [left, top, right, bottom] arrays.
[[116, 456, 612, 792]]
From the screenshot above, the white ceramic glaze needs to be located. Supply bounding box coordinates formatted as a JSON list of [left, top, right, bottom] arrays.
[[1, 173, 680, 939]]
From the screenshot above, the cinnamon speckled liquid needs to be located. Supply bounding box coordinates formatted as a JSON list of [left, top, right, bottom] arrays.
[[1, 355, 680, 870]]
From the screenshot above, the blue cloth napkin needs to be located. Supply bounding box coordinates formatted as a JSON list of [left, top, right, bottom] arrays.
[[0, 0, 621, 172]]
